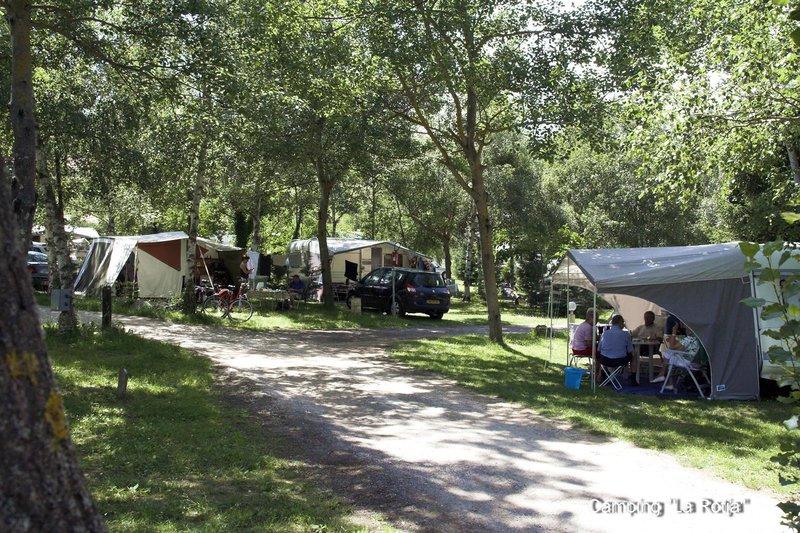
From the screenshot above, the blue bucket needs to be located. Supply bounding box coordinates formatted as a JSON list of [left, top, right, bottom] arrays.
[[564, 367, 587, 390]]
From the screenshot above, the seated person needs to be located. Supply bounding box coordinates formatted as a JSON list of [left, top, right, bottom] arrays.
[[598, 314, 639, 386], [630, 310, 663, 358], [570, 309, 597, 357], [288, 274, 305, 297], [664, 313, 686, 337], [631, 311, 662, 341], [652, 321, 701, 383]]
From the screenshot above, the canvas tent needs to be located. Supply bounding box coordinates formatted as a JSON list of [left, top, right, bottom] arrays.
[[286, 237, 436, 283], [74, 232, 242, 298], [549, 242, 800, 400]]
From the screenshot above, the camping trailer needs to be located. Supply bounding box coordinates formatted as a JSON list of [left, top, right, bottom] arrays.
[[74, 231, 242, 298], [549, 242, 800, 400], [286, 237, 436, 285]]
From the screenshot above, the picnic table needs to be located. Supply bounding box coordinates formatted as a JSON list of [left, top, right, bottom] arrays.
[[633, 338, 662, 382], [247, 289, 291, 311]]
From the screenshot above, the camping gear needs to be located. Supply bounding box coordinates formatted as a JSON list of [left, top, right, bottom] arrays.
[[286, 237, 436, 285], [74, 232, 242, 298], [548, 242, 800, 400], [564, 367, 587, 390]]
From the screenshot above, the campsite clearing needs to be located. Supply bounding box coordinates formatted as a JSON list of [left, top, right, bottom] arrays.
[[46, 323, 379, 531], [391, 333, 791, 494], [37, 292, 561, 331]]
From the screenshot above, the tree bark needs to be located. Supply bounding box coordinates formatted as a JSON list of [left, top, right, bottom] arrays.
[[7, 0, 37, 249], [37, 144, 77, 331], [292, 189, 304, 240], [785, 140, 800, 186], [442, 235, 452, 280], [182, 137, 209, 313], [251, 195, 262, 251], [370, 180, 377, 239], [463, 212, 473, 302], [1, 152, 105, 530], [473, 182, 502, 342], [316, 175, 335, 308]]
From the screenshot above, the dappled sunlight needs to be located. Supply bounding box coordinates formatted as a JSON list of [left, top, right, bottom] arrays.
[[43, 308, 786, 531]]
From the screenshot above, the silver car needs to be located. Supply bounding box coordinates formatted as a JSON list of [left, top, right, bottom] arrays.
[[27, 251, 49, 290]]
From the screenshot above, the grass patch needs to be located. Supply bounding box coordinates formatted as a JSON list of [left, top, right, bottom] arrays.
[[390, 333, 792, 494], [46, 324, 370, 531], [37, 291, 564, 331]]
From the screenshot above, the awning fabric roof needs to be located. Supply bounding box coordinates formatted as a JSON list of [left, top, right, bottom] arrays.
[[551, 242, 748, 290], [289, 237, 432, 260]]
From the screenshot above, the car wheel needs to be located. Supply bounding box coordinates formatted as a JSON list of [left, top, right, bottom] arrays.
[[428, 312, 444, 320], [389, 300, 405, 317], [346, 294, 353, 309]]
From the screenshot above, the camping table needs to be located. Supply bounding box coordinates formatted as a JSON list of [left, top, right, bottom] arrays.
[[633, 339, 662, 382], [249, 289, 290, 311]]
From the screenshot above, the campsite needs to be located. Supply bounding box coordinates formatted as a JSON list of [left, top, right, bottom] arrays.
[[1, 2, 800, 532]]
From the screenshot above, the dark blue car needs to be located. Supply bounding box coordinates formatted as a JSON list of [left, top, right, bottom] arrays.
[[346, 268, 451, 319]]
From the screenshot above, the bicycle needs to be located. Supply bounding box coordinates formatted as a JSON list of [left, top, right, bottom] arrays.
[[201, 282, 253, 322]]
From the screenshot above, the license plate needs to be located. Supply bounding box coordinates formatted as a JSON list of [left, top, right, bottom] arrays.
[[426, 299, 439, 304]]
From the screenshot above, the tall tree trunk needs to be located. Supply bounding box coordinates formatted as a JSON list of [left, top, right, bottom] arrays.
[[314, 117, 336, 308], [251, 195, 262, 251], [7, 0, 37, 249], [442, 235, 452, 280], [2, 161, 105, 530], [473, 181, 502, 342], [37, 144, 77, 331], [316, 174, 335, 308], [330, 202, 338, 237], [370, 180, 377, 239], [394, 196, 406, 243], [182, 137, 209, 313], [463, 211, 473, 302], [292, 191, 304, 240], [785, 140, 800, 186]]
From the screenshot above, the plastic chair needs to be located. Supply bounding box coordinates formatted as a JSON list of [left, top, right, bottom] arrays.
[[660, 349, 709, 398]]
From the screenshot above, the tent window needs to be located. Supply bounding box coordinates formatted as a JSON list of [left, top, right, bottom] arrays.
[[288, 252, 302, 268]]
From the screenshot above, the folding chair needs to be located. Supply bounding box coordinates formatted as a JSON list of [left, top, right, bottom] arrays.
[[660, 350, 710, 398], [599, 360, 626, 390]]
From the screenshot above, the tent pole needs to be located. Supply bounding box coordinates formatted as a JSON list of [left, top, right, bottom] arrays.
[[546, 281, 554, 369], [566, 258, 571, 366], [201, 249, 214, 291], [592, 289, 597, 393]]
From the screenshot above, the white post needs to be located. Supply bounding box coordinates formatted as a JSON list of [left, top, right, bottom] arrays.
[[546, 281, 554, 368], [392, 267, 396, 315], [566, 257, 571, 366], [591, 289, 597, 393]]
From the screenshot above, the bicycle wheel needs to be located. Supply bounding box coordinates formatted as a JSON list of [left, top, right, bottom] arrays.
[[228, 297, 253, 322], [202, 296, 227, 319]]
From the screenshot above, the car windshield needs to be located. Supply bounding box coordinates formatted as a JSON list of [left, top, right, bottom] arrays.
[[412, 273, 445, 288], [28, 251, 47, 262]]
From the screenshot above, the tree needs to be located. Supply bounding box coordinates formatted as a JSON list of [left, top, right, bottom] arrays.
[[367, 0, 595, 341]]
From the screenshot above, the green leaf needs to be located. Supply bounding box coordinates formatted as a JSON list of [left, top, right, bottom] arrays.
[[767, 345, 793, 362], [782, 211, 800, 224], [759, 268, 782, 283], [791, 27, 800, 48], [774, 0, 789, 5], [789, 304, 800, 318], [763, 303, 787, 320], [764, 240, 785, 257], [790, 8, 800, 21], [741, 296, 766, 308], [739, 241, 760, 258], [779, 250, 794, 266]]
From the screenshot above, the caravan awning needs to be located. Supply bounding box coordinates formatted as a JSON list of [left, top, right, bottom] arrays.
[[551, 242, 748, 290]]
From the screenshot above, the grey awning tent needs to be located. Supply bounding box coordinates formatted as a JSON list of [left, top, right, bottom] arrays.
[[551, 243, 764, 400], [74, 232, 242, 298]]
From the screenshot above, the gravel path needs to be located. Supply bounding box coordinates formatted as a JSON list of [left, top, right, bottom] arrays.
[[41, 309, 788, 532]]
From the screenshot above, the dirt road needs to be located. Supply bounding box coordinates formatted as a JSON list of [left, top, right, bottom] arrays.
[[41, 309, 787, 532]]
